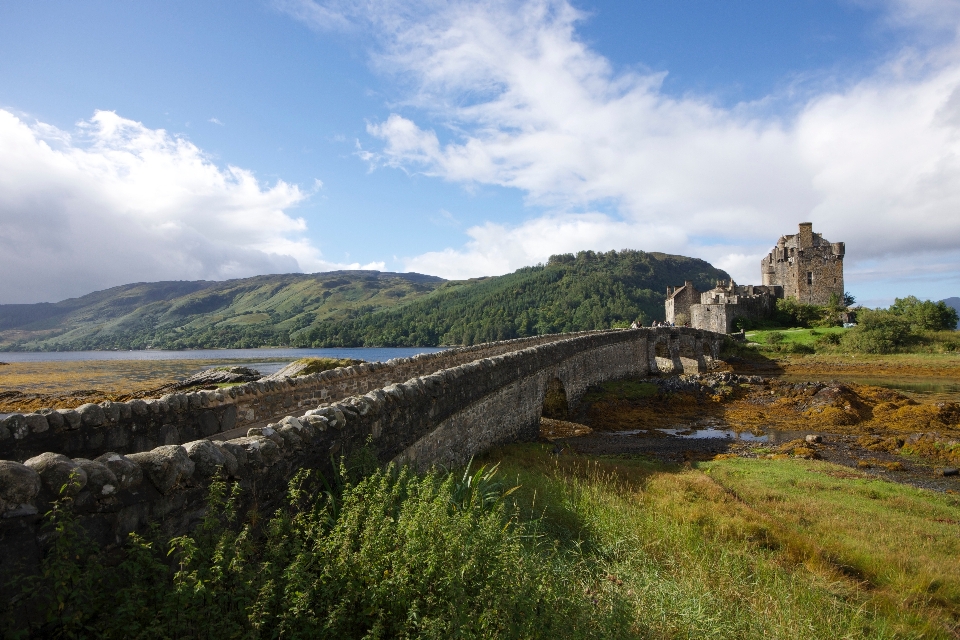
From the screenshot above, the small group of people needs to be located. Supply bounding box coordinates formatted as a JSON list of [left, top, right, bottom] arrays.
[[629, 319, 677, 329]]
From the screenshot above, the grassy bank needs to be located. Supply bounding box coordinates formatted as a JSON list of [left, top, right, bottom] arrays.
[[727, 339, 960, 380], [741, 327, 959, 357], [9, 446, 959, 638], [493, 445, 960, 638]]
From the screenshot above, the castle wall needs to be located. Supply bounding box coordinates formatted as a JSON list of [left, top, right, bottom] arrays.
[[691, 304, 731, 333], [691, 293, 776, 334], [665, 281, 699, 324]]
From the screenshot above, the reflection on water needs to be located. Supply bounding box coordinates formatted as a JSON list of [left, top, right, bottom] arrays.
[[659, 427, 769, 441], [606, 427, 768, 441], [603, 427, 809, 443], [0, 347, 448, 364]]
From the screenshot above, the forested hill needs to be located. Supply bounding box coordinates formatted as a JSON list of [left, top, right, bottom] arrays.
[[0, 250, 727, 350], [300, 251, 727, 347]]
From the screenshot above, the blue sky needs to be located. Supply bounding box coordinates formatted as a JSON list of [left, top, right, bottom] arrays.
[[1, 0, 959, 306]]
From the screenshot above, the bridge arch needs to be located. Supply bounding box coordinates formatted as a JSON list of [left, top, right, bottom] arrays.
[[541, 376, 569, 420]]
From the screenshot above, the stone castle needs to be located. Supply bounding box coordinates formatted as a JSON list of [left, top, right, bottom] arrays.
[[665, 222, 845, 333], [761, 222, 844, 305]]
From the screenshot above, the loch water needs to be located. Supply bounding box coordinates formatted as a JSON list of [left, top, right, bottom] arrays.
[[0, 347, 448, 376]]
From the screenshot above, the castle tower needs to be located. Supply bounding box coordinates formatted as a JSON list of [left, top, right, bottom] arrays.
[[760, 222, 844, 305]]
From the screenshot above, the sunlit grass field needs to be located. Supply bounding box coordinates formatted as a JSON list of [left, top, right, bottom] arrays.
[[745, 326, 848, 346], [490, 445, 960, 638]]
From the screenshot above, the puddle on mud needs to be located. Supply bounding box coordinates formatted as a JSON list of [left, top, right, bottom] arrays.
[[602, 426, 807, 443]]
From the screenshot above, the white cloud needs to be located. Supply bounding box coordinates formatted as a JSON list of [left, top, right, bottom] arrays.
[[405, 213, 690, 279], [286, 0, 960, 300], [0, 110, 379, 303]]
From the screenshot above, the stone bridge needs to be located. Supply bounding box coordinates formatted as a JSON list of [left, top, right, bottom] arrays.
[[0, 327, 725, 579]]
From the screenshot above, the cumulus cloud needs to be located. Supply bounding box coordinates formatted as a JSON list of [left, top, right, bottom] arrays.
[[285, 0, 960, 298], [0, 110, 382, 303]]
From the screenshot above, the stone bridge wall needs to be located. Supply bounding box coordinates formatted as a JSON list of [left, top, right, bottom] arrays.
[[0, 327, 724, 583], [0, 333, 583, 463]]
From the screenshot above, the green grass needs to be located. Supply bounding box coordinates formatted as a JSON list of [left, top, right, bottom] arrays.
[[581, 378, 659, 404], [703, 458, 960, 623], [9, 447, 959, 638], [287, 357, 363, 376], [745, 326, 848, 347], [740, 326, 959, 356], [490, 446, 960, 638]]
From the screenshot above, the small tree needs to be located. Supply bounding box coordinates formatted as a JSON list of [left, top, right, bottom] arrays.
[[774, 298, 823, 327], [841, 309, 912, 353], [888, 296, 959, 331]]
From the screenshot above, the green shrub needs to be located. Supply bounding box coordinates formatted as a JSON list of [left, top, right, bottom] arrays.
[[765, 331, 785, 345], [7, 466, 628, 639], [814, 332, 842, 348], [841, 309, 912, 354], [774, 298, 825, 328]]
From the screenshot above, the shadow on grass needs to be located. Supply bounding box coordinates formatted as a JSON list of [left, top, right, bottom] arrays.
[[481, 443, 679, 555], [719, 343, 786, 375]]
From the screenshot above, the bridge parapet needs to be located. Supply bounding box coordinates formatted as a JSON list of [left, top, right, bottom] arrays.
[[0, 327, 725, 581], [0, 332, 593, 463]]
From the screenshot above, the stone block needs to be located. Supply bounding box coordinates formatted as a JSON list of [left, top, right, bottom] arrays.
[[95, 452, 143, 489], [39, 408, 64, 430], [24, 452, 87, 496], [23, 413, 49, 434], [227, 436, 281, 466], [220, 404, 237, 432], [78, 403, 106, 427], [183, 440, 229, 478], [129, 400, 149, 417], [99, 401, 121, 424], [127, 446, 194, 494], [161, 424, 181, 445], [198, 410, 220, 437], [0, 460, 41, 515], [73, 458, 119, 498], [2, 415, 28, 440]]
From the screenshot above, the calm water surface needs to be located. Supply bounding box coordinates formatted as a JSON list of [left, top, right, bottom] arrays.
[[0, 347, 447, 365]]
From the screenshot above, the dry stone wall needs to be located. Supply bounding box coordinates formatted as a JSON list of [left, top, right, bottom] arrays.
[[0, 333, 577, 463], [0, 327, 723, 584]]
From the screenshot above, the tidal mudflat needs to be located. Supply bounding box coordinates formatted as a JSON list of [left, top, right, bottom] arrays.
[[542, 359, 960, 493], [0, 347, 445, 413]]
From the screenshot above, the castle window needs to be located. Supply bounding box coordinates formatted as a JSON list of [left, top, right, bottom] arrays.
[[807, 272, 813, 285]]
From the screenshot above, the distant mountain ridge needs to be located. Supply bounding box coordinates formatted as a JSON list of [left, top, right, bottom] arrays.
[[0, 251, 728, 350], [942, 297, 960, 315]]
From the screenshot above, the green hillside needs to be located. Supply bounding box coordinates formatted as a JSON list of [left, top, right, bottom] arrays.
[[0, 250, 727, 350], [298, 251, 726, 347], [0, 272, 444, 351]]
